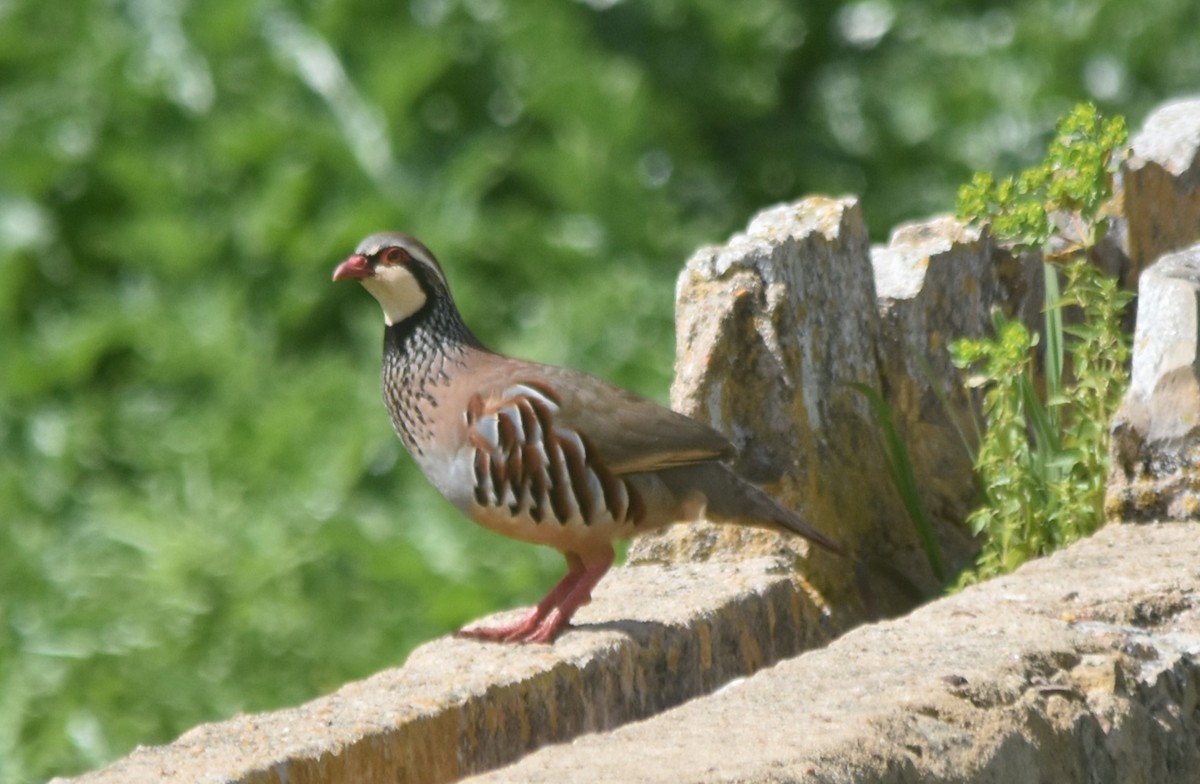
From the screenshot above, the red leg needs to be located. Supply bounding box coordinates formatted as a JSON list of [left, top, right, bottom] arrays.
[[456, 548, 614, 643], [520, 553, 613, 643], [456, 553, 586, 642]]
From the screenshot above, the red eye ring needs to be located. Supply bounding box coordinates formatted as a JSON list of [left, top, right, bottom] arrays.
[[382, 247, 409, 265]]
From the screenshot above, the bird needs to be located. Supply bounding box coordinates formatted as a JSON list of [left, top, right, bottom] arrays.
[[333, 231, 845, 643]]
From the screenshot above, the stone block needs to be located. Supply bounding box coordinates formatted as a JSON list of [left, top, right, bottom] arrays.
[[629, 196, 924, 615], [464, 523, 1200, 784], [54, 559, 835, 784], [1108, 242, 1200, 520], [1123, 97, 1200, 282], [870, 215, 1042, 572]]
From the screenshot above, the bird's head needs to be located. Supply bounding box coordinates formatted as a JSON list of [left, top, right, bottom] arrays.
[[332, 232, 452, 326]]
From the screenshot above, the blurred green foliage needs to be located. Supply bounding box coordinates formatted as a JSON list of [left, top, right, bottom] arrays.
[[1, 0, 1197, 780]]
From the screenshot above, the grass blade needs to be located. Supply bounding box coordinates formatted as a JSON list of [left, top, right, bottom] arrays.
[[848, 382, 946, 583]]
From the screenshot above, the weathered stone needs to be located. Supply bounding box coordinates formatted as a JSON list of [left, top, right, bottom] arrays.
[[630, 197, 931, 616], [1107, 242, 1200, 521], [56, 523, 1200, 784], [1122, 97, 1200, 282], [464, 522, 1200, 784], [869, 215, 1043, 573], [53, 558, 836, 784]]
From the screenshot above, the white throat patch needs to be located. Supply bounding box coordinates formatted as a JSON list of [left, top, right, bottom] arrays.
[[361, 264, 427, 326]]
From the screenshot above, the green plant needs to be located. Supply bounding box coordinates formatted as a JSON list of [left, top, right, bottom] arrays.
[[952, 104, 1133, 583], [956, 103, 1128, 255]]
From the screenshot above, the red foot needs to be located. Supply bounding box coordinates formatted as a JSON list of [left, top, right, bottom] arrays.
[[456, 549, 614, 644]]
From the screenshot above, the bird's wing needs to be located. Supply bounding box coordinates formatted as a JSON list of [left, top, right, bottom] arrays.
[[470, 367, 735, 477], [464, 379, 639, 526]]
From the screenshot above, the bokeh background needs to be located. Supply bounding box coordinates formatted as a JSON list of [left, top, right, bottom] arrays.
[[2, 0, 1196, 780]]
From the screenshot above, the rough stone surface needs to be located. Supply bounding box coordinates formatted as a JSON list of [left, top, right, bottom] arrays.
[[55, 559, 836, 784], [465, 522, 1200, 784], [1108, 242, 1200, 521], [1123, 97, 1200, 280], [870, 215, 1042, 569], [630, 197, 924, 616]]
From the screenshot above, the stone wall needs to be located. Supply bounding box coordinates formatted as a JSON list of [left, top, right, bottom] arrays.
[[465, 522, 1200, 784], [58, 97, 1200, 784]]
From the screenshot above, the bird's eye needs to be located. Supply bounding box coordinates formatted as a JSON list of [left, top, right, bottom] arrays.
[[382, 247, 409, 265]]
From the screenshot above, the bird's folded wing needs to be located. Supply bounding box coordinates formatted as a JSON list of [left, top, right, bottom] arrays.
[[584, 388, 736, 473], [474, 370, 736, 476]]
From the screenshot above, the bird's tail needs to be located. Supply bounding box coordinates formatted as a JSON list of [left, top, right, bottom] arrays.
[[657, 463, 846, 557]]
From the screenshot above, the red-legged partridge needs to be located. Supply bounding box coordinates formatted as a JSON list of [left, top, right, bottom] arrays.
[[333, 232, 844, 643]]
